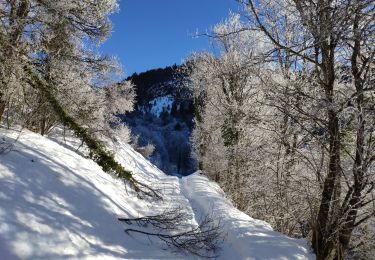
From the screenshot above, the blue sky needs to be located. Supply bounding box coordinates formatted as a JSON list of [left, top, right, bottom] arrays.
[[100, 0, 240, 76]]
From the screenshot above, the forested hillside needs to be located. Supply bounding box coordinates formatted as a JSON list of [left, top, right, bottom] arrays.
[[121, 66, 197, 176]]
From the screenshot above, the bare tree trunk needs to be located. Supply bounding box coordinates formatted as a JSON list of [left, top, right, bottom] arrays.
[[40, 115, 46, 136], [312, 111, 341, 259], [338, 9, 366, 255], [312, 24, 342, 258], [0, 97, 5, 121]]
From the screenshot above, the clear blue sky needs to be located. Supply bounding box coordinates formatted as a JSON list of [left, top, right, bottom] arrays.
[[100, 0, 240, 76]]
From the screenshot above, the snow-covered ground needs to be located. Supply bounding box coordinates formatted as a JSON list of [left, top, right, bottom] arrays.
[[0, 127, 315, 259]]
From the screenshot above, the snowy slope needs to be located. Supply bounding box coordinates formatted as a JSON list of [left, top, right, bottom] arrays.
[[0, 128, 314, 259]]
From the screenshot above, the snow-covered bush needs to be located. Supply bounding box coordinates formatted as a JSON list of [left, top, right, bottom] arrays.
[[137, 143, 156, 159], [112, 124, 133, 144]]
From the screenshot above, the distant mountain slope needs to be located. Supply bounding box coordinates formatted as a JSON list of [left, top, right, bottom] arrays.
[[0, 127, 314, 259], [125, 65, 187, 106], [122, 65, 196, 176]]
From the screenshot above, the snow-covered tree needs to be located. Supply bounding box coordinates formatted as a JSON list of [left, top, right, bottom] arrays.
[[187, 14, 269, 210], [0, 0, 127, 131], [189, 2, 375, 258], [243, 0, 375, 258], [0, 1, 144, 191]]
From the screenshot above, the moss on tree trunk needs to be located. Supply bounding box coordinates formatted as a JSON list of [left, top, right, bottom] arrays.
[[23, 63, 133, 180]]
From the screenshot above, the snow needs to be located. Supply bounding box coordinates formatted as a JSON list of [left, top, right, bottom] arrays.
[[180, 173, 315, 260], [149, 95, 174, 117], [0, 127, 315, 259]]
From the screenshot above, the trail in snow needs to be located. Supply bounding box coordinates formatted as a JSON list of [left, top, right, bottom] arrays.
[[180, 174, 315, 260], [0, 127, 315, 259]]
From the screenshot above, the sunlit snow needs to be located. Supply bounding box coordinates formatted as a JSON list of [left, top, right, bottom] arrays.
[[0, 128, 314, 259]]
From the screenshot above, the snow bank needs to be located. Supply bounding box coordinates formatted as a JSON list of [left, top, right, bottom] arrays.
[[181, 173, 315, 260]]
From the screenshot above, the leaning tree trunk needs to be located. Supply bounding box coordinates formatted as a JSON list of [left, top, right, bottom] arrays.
[[23, 63, 131, 179]]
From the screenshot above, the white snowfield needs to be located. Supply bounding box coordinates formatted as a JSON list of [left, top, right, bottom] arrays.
[[0, 128, 314, 260]]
